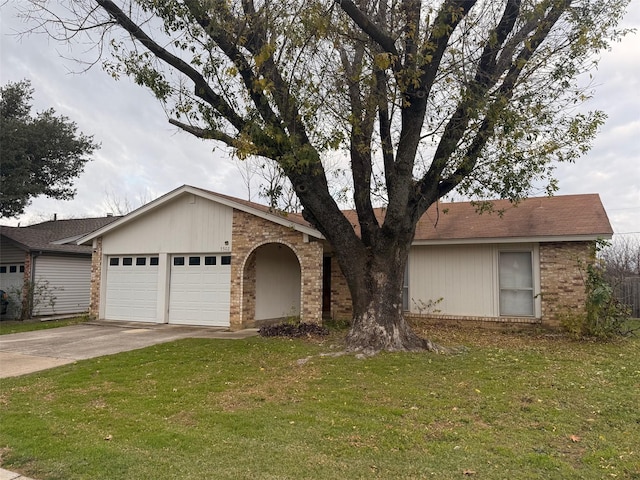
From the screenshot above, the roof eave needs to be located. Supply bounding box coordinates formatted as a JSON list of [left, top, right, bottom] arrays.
[[0, 234, 30, 252], [412, 233, 613, 246]]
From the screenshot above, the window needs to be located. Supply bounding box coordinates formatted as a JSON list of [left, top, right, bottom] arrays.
[[0, 267, 6, 273], [173, 257, 185, 266], [189, 256, 201, 266], [109, 258, 119, 266], [136, 257, 146, 266], [499, 251, 534, 316], [205, 256, 216, 265], [9, 266, 16, 273], [19, 266, 24, 272], [221, 255, 231, 265], [123, 257, 133, 266], [150, 257, 159, 266]]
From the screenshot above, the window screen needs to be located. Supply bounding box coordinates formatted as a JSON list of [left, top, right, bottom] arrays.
[[499, 251, 534, 316]]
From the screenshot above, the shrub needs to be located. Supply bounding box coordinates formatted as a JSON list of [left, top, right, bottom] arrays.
[[259, 322, 329, 338], [561, 240, 632, 339]]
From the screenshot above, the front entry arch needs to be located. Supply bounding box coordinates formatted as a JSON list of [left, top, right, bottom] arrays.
[[252, 243, 301, 321]]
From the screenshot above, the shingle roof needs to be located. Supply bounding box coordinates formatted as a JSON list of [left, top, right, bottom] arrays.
[[198, 188, 612, 241], [411, 194, 613, 241], [1, 216, 121, 254], [75, 185, 613, 246]]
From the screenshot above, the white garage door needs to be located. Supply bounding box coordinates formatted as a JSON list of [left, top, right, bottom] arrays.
[[169, 254, 231, 327], [105, 256, 159, 323], [0, 263, 24, 293], [0, 263, 25, 317]]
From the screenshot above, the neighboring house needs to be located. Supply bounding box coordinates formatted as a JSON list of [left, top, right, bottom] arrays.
[[0, 216, 120, 317], [78, 185, 613, 330]]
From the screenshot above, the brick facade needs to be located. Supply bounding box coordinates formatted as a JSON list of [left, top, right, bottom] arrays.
[[328, 255, 352, 320], [89, 237, 103, 319], [85, 204, 595, 331], [229, 210, 324, 330], [330, 241, 596, 330], [20, 252, 32, 318], [539, 241, 593, 328]]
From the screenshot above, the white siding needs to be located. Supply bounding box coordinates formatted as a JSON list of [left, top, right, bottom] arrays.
[[0, 238, 26, 264], [33, 255, 92, 315], [408, 244, 497, 317], [102, 193, 233, 255], [255, 244, 301, 320]]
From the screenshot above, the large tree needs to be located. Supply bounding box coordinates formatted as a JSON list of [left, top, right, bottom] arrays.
[[0, 80, 98, 218], [22, 0, 628, 352]]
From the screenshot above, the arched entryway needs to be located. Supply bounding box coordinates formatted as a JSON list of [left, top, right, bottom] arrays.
[[248, 242, 302, 322]]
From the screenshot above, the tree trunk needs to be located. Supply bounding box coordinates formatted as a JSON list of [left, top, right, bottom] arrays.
[[339, 243, 442, 353]]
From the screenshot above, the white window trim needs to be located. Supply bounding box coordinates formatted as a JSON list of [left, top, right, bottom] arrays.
[[495, 244, 541, 318]]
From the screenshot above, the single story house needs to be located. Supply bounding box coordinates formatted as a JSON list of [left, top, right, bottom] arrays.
[[78, 185, 613, 330], [0, 216, 120, 317]]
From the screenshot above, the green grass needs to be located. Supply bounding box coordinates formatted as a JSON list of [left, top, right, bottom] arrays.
[[0, 316, 89, 335], [0, 325, 638, 479]]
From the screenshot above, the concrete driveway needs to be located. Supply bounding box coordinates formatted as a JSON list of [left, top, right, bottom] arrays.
[[0, 320, 258, 378]]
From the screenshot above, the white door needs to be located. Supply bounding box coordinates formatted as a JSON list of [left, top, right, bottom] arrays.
[[105, 256, 159, 323], [168, 254, 231, 327]]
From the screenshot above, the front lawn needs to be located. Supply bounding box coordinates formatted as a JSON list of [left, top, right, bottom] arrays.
[[0, 316, 89, 335], [0, 325, 638, 479]]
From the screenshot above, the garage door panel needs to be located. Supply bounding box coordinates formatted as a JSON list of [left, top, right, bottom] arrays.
[[169, 256, 230, 327], [105, 257, 159, 323], [0, 264, 25, 318]]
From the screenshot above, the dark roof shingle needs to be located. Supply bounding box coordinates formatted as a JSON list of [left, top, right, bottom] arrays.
[[1, 216, 121, 254]]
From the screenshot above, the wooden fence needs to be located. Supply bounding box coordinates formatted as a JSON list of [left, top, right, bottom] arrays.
[[617, 277, 640, 318]]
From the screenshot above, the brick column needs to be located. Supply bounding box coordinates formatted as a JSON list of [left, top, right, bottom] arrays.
[[539, 241, 593, 328], [230, 210, 324, 329], [89, 237, 103, 319], [21, 252, 32, 319], [330, 255, 352, 320]]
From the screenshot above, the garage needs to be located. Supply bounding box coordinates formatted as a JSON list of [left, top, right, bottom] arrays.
[[0, 263, 25, 294], [0, 263, 25, 317], [168, 254, 231, 327], [105, 255, 159, 323]]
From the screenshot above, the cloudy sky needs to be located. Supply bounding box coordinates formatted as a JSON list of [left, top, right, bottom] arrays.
[[1, 1, 639, 238]]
